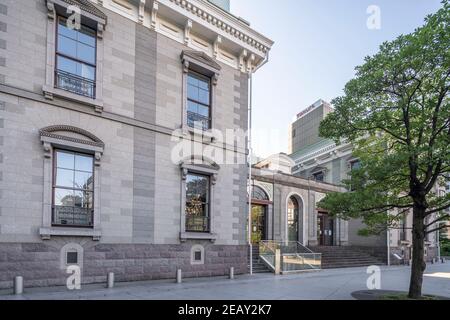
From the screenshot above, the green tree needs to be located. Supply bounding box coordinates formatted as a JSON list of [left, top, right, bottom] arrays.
[[318, 1, 450, 299]]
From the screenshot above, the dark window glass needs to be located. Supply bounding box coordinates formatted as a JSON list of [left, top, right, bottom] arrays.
[[185, 173, 210, 233], [55, 17, 96, 98], [313, 171, 325, 182], [350, 160, 361, 171], [194, 250, 202, 261], [66, 252, 78, 264], [53, 150, 94, 227], [187, 73, 211, 131], [399, 215, 407, 242]]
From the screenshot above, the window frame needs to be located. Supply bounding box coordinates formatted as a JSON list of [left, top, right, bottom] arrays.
[[179, 159, 219, 242], [312, 171, 325, 182], [185, 172, 211, 233], [52, 149, 95, 228], [55, 16, 98, 99], [181, 50, 221, 139], [44, 1, 106, 112], [186, 71, 212, 131]]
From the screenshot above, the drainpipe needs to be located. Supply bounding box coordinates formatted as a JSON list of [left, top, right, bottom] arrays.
[[248, 52, 270, 276]]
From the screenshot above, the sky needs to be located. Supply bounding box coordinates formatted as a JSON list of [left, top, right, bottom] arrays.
[[229, 0, 444, 158]]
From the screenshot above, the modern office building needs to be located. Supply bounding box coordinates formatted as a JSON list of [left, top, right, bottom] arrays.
[[0, 0, 273, 289], [288, 99, 333, 155]]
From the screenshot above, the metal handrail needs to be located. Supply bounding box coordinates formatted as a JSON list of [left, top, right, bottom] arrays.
[[259, 240, 322, 273]]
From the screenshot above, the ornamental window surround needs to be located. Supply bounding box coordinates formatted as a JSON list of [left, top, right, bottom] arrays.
[[179, 157, 219, 242], [55, 16, 97, 99], [181, 50, 221, 137], [43, 0, 107, 112], [39, 125, 104, 241]]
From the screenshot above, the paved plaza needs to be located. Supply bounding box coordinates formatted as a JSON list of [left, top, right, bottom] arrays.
[[0, 262, 449, 300]]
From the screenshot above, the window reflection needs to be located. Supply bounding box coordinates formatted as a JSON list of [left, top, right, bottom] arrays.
[[185, 173, 210, 232], [53, 150, 94, 227], [187, 72, 211, 131], [55, 17, 97, 98]]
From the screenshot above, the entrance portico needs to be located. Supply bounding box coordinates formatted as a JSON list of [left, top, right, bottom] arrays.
[[252, 167, 348, 248]]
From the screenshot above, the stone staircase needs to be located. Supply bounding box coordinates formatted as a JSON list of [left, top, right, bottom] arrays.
[[248, 245, 271, 273], [310, 246, 384, 269]]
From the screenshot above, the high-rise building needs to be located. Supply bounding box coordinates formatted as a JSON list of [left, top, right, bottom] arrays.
[[208, 0, 231, 12], [288, 99, 333, 155]]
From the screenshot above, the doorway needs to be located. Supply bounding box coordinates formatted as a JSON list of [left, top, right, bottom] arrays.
[[287, 196, 299, 241], [318, 212, 334, 246], [251, 204, 267, 244]]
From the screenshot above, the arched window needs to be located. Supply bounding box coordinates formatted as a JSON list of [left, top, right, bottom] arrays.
[[288, 196, 299, 241], [252, 186, 269, 201]]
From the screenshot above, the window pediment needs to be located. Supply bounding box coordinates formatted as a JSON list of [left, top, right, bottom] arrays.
[[40, 125, 105, 149], [182, 50, 222, 72], [48, 0, 107, 24]]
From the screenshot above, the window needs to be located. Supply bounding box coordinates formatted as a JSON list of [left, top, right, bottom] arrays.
[[187, 72, 211, 131], [292, 129, 296, 138], [66, 251, 78, 264], [55, 17, 97, 99], [190, 245, 205, 265], [185, 173, 210, 233], [312, 171, 325, 182], [53, 150, 94, 227], [349, 160, 361, 191], [194, 250, 202, 261], [350, 160, 361, 171], [399, 214, 407, 242]]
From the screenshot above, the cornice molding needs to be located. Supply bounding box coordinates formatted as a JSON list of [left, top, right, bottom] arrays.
[[166, 0, 272, 56]]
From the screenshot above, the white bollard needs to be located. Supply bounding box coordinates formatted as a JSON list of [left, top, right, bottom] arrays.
[[275, 249, 281, 275], [14, 276, 23, 295], [107, 272, 114, 288], [229, 267, 234, 280], [176, 269, 182, 284]]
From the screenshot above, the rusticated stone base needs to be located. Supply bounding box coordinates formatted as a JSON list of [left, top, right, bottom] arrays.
[[0, 241, 248, 289]]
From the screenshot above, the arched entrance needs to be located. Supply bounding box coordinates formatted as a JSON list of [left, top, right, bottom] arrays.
[[287, 196, 300, 241], [251, 186, 271, 244]]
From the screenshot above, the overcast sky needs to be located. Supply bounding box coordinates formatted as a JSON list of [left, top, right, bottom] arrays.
[[230, 0, 443, 158]]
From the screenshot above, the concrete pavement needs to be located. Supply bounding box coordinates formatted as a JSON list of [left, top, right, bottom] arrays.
[[0, 263, 449, 300]]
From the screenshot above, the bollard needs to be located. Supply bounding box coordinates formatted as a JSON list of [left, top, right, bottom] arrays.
[[229, 267, 234, 280], [14, 276, 23, 295], [107, 272, 114, 289], [275, 249, 281, 275], [176, 269, 182, 284]]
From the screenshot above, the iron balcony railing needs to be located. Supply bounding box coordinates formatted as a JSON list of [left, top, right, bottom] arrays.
[[258, 240, 322, 274], [55, 70, 96, 99], [186, 216, 210, 233], [187, 111, 211, 131], [52, 206, 93, 228]]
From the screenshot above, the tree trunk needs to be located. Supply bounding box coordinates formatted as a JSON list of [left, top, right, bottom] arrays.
[[408, 205, 426, 299]]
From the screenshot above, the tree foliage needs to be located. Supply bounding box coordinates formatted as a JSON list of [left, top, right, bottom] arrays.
[[318, 1, 450, 236]]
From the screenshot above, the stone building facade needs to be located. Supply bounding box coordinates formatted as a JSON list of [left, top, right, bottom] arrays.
[[251, 163, 345, 247], [0, 0, 273, 289]]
